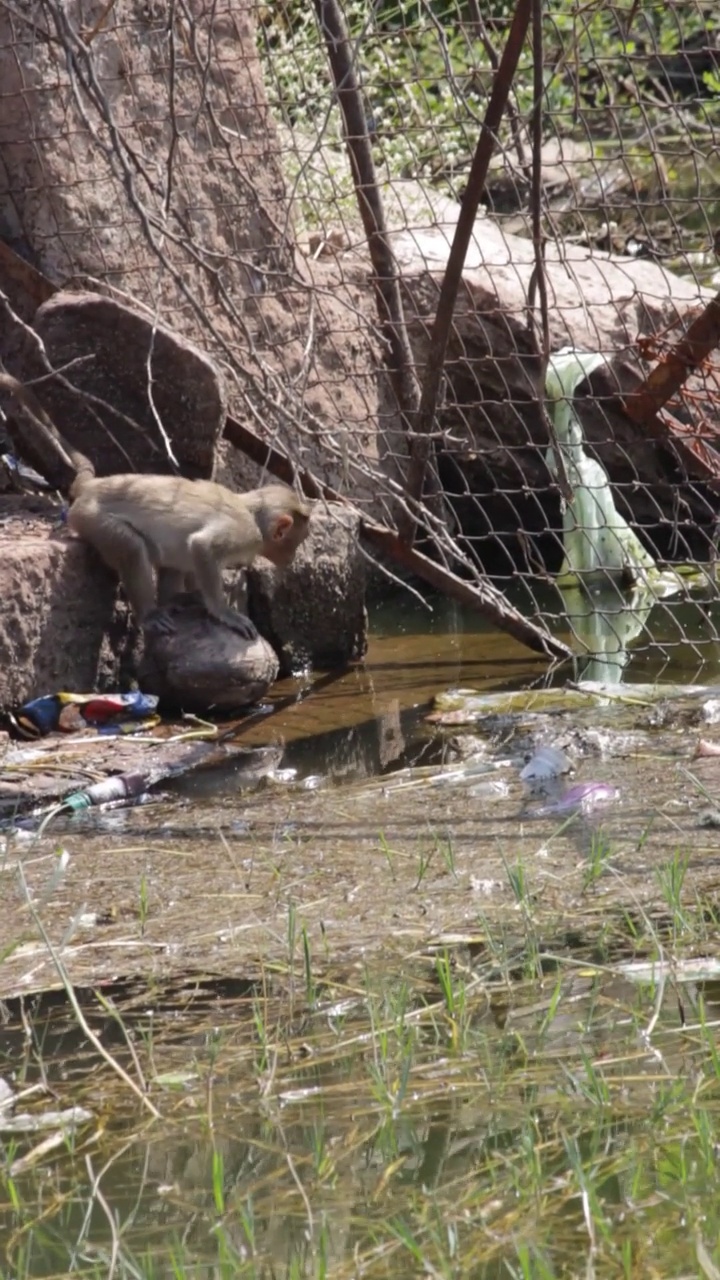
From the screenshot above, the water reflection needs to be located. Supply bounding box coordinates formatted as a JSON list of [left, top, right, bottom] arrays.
[[176, 581, 720, 794], [562, 583, 654, 683]]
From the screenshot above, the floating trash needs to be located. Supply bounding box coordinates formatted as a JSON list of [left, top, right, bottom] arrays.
[[526, 781, 620, 819], [520, 744, 571, 785]]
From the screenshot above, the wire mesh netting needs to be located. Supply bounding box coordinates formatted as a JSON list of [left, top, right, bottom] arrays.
[[1, 0, 720, 676]]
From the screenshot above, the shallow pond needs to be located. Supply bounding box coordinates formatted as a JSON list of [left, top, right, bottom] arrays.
[[3, 588, 720, 1277], [4, 948, 720, 1278]]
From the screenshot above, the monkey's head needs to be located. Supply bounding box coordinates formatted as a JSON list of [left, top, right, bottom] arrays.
[[257, 486, 312, 567]]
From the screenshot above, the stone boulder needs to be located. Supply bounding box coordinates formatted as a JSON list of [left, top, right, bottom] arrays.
[[0, 0, 294, 319], [3, 291, 227, 484], [0, 501, 126, 708]]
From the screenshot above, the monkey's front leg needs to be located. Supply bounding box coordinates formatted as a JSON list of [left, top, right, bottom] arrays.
[[188, 535, 259, 640]]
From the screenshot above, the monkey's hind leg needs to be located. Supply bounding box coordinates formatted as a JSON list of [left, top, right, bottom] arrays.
[[73, 512, 158, 625]]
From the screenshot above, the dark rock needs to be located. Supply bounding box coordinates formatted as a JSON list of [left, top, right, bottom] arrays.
[[248, 504, 367, 674], [4, 291, 226, 484], [697, 808, 720, 829], [138, 597, 278, 712]]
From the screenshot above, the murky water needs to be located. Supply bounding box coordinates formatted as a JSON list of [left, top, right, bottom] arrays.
[[2, 948, 720, 1278], [175, 584, 720, 794], [3, 588, 720, 1277]]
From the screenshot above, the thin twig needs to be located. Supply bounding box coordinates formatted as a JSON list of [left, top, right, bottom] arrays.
[[85, 1154, 121, 1280]]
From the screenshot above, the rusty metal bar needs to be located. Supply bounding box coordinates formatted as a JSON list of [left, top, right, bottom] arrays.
[[618, 289, 720, 486], [623, 290, 720, 425], [314, 0, 421, 543], [405, 0, 534, 528]]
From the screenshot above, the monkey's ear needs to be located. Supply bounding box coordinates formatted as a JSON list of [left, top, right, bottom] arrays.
[[270, 513, 295, 542]]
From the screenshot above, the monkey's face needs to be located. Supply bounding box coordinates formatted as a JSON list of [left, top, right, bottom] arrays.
[[262, 511, 310, 567]]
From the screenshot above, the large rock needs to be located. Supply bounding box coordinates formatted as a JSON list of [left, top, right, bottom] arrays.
[[0, 502, 123, 707], [248, 504, 368, 674], [0, 1, 293, 314], [0, 0, 395, 516], [3, 292, 227, 483]]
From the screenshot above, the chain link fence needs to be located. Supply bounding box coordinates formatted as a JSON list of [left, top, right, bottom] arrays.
[[1, 0, 720, 674]]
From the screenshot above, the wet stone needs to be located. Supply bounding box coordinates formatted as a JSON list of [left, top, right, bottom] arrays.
[[139, 597, 279, 712]]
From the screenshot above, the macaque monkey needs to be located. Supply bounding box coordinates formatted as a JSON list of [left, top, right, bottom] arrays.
[[0, 372, 311, 638]]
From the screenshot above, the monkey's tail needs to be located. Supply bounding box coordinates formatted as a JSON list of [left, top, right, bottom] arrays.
[[68, 462, 95, 499]]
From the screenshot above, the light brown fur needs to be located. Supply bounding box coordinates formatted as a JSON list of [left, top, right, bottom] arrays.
[[0, 371, 311, 636]]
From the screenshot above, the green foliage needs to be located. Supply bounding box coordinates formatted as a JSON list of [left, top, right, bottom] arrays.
[[258, 0, 719, 228], [259, 0, 491, 214]]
